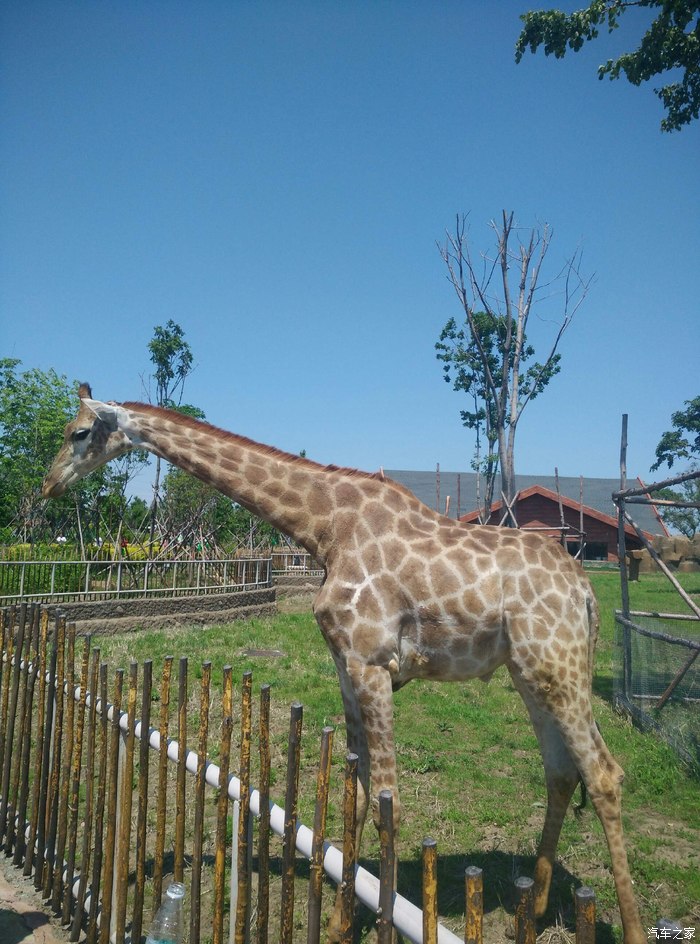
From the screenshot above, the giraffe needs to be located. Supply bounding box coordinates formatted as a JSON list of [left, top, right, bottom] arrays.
[[42, 386, 646, 944]]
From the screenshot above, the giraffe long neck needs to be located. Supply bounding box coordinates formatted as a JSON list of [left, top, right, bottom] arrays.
[[124, 403, 335, 562]]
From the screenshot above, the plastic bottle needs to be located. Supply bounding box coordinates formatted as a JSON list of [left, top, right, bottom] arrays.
[[145, 882, 186, 944]]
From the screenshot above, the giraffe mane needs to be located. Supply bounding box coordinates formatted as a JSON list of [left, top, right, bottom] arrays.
[[120, 402, 412, 494]]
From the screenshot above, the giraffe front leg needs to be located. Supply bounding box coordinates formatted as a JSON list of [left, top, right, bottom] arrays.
[[327, 655, 400, 943], [345, 655, 401, 832], [326, 654, 374, 943]]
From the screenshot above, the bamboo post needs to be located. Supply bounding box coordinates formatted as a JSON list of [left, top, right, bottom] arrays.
[[36, 616, 58, 889], [307, 726, 334, 944], [377, 789, 395, 944], [0, 602, 26, 847], [464, 865, 483, 944], [339, 752, 359, 944], [87, 663, 109, 944], [62, 633, 92, 924], [422, 837, 438, 944], [213, 710, 233, 944], [99, 668, 124, 944], [13, 605, 39, 864], [514, 877, 536, 944], [44, 615, 66, 898], [131, 658, 153, 944], [115, 662, 138, 943], [174, 657, 187, 884], [24, 608, 50, 879], [6, 602, 32, 855], [71, 647, 101, 942], [0, 609, 11, 791], [52, 622, 77, 912], [234, 670, 252, 944], [575, 886, 596, 944], [279, 702, 303, 944], [152, 655, 173, 913], [191, 660, 212, 944], [256, 683, 271, 944], [213, 666, 233, 944], [618, 415, 632, 700]]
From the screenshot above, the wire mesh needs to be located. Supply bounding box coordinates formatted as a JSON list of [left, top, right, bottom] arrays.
[[614, 611, 700, 770]]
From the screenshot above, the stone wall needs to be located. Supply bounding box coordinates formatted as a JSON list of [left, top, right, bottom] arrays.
[[47, 587, 276, 635], [628, 534, 700, 577]]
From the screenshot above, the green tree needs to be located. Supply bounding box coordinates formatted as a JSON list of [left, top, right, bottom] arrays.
[[515, 1, 700, 132], [0, 359, 81, 541], [651, 396, 700, 470], [649, 398, 700, 537], [438, 212, 589, 524], [0, 360, 150, 547], [655, 474, 700, 537], [146, 320, 195, 550], [436, 313, 504, 522]]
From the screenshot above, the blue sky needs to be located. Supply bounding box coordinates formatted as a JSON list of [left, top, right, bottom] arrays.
[[2, 1, 698, 498]]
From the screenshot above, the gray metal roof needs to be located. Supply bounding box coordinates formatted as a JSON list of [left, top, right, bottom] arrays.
[[384, 470, 664, 536]]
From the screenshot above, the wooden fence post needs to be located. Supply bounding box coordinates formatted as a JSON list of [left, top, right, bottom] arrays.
[[464, 865, 483, 944], [153, 655, 173, 914], [233, 670, 253, 944], [191, 660, 212, 944], [279, 702, 303, 944], [339, 752, 358, 944], [256, 683, 271, 944], [575, 886, 596, 944], [377, 789, 395, 944], [131, 658, 153, 944], [307, 725, 334, 944], [514, 877, 536, 944], [422, 837, 438, 944]]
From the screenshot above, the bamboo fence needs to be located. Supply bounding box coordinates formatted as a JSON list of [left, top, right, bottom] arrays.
[[0, 602, 597, 944]]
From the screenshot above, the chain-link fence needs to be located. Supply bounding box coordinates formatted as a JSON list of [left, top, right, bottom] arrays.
[[614, 610, 700, 770]]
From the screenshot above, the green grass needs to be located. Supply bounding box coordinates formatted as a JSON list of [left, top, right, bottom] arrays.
[[92, 572, 700, 943]]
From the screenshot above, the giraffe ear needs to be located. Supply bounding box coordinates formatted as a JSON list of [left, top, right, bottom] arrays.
[[81, 398, 124, 430]]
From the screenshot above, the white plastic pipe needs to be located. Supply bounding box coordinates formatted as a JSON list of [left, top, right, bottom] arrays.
[[21, 678, 463, 944]]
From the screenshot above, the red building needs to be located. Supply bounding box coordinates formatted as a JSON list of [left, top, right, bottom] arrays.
[[458, 483, 655, 562]]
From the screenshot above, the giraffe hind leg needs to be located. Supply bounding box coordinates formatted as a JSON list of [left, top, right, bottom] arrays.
[[510, 660, 645, 944]]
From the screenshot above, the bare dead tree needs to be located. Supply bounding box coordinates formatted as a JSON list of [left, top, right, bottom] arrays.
[[438, 211, 591, 525]]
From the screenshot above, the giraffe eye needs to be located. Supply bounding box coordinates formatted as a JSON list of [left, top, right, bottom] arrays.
[[73, 428, 91, 442]]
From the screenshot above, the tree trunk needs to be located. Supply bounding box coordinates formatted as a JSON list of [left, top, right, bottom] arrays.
[[148, 455, 162, 556], [500, 437, 517, 527]]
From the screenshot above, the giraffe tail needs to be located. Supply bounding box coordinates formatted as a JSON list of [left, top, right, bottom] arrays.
[[575, 590, 601, 817], [585, 590, 600, 686]]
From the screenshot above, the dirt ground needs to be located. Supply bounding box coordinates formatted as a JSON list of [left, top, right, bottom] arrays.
[[0, 853, 72, 944]]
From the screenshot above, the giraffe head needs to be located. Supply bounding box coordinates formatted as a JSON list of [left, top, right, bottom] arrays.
[[42, 383, 136, 498]]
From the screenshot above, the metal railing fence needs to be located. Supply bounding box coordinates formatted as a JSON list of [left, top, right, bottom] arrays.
[[270, 551, 323, 575], [0, 557, 272, 605]]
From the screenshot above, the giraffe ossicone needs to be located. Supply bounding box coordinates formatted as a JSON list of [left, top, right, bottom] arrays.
[[42, 388, 646, 944]]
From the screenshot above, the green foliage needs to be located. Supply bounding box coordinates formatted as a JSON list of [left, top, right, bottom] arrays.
[[655, 474, 700, 537], [436, 311, 561, 442], [437, 213, 584, 519], [148, 319, 194, 407], [160, 466, 281, 550], [0, 359, 93, 539], [515, 1, 700, 132], [0, 359, 151, 544], [652, 396, 700, 470]]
